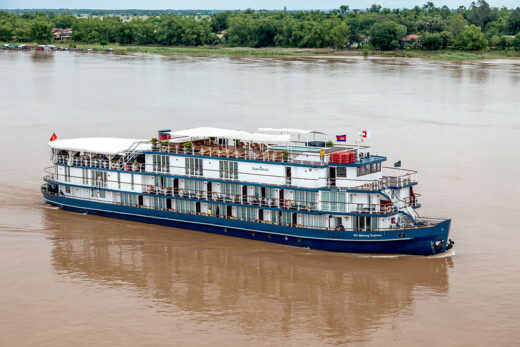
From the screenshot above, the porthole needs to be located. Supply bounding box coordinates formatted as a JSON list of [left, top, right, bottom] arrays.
[[398, 233, 406, 238], [251, 232, 255, 237], [284, 236, 288, 241], [297, 238, 302, 243], [267, 234, 272, 239]]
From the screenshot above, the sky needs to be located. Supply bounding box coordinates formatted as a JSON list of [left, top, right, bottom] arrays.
[[0, 1, 518, 10]]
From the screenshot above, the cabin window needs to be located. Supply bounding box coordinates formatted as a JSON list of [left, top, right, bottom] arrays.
[[91, 189, 106, 199], [153, 155, 170, 173], [64, 166, 71, 182], [176, 200, 195, 213], [219, 160, 238, 179], [353, 216, 378, 231], [221, 183, 240, 201], [130, 173, 134, 190], [117, 172, 121, 189], [185, 179, 204, 198], [303, 214, 324, 228], [321, 191, 346, 212], [121, 193, 137, 206], [82, 168, 89, 184], [357, 162, 381, 176], [294, 190, 316, 209], [279, 212, 292, 226], [90, 170, 107, 188], [237, 206, 256, 221], [185, 158, 203, 176], [152, 196, 166, 210], [337, 167, 347, 177], [65, 185, 71, 194]]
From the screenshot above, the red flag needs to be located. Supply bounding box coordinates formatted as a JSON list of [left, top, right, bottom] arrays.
[[49, 132, 57, 141], [360, 130, 371, 139]]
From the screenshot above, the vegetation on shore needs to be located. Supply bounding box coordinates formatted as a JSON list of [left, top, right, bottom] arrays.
[[4, 41, 518, 61], [1, 1, 520, 56]]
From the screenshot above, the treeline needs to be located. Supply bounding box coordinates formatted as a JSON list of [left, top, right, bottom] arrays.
[[5, 9, 224, 17], [1, 1, 520, 51]]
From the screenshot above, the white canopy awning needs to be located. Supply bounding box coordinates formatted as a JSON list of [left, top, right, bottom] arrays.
[[168, 127, 290, 143], [49, 137, 151, 155], [258, 128, 327, 135]]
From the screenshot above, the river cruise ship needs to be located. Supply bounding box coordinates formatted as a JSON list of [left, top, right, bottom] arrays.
[[41, 127, 453, 255]]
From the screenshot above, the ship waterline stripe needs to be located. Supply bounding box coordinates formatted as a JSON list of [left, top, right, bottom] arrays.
[[42, 195, 413, 242]]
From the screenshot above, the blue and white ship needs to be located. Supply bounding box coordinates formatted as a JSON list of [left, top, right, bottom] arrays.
[[41, 127, 453, 255]]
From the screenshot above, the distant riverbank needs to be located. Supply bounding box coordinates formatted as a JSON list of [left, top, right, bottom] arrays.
[[3, 42, 520, 60]]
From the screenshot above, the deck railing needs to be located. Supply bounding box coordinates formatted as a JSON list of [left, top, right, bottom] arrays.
[[43, 167, 418, 215], [42, 189, 444, 233]]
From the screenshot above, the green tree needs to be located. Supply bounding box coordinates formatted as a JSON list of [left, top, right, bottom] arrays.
[[454, 24, 487, 50], [421, 32, 443, 50], [466, 0, 496, 28], [513, 33, 520, 51], [0, 22, 14, 41], [506, 8, 520, 35], [369, 20, 406, 50], [497, 35, 513, 50], [29, 19, 52, 43], [448, 14, 467, 38]]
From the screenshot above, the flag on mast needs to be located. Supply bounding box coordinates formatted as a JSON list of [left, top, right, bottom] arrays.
[[394, 160, 401, 168], [336, 134, 347, 142], [360, 130, 370, 139], [49, 132, 57, 142]]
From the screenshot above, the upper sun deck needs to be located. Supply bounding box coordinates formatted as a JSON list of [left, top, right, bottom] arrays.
[[151, 127, 384, 167]]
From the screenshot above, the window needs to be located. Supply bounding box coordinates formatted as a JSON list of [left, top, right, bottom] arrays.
[[131, 173, 134, 190], [185, 158, 203, 176], [357, 162, 381, 176], [279, 212, 292, 225], [117, 172, 121, 189], [153, 155, 170, 173], [176, 200, 195, 213], [152, 196, 166, 210], [237, 206, 256, 221], [221, 183, 240, 201], [91, 189, 106, 199], [303, 214, 324, 229], [90, 170, 107, 188], [64, 166, 71, 182], [121, 193, 137, 206], [219, 160, 238, 179], [321, 191, 346, 212], [294, 190, 316, 209], [82, 168, 89, 184], [337, 167, 347, 177], [65, 185, 71, 194], [185, 179, 204, 198]]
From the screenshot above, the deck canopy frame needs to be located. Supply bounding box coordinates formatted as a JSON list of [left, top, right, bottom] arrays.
[[168, 127, 291, 144], [48, 137, 151, 155]]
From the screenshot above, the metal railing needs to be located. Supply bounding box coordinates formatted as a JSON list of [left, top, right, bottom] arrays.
[[42, 189, 444, 233], [43, 167, 418, 215]]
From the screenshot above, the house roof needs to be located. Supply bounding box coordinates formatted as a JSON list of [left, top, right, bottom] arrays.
[[403, 34, 419, 40]]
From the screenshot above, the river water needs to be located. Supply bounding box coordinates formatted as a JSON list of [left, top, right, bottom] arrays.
[[0, 51, 519, 346]]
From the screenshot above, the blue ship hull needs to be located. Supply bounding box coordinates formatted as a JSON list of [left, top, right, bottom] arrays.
[[42, 193, 451, 256]]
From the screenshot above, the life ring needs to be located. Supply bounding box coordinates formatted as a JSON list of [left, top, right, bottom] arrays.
[[385, 206, 392, 214], [284, 200, 289, 208], [179, 188, 185, 196], [161, 146, 168, 152]]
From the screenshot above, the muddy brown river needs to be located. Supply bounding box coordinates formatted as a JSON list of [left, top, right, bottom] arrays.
[[0, 51, 519, 346]]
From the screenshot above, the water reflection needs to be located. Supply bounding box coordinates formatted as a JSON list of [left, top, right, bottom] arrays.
[[44, 207, 452, 342]]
